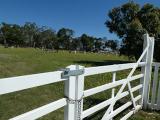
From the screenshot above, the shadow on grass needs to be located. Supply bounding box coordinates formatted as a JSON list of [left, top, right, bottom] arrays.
[[74, 60, 131, 66]]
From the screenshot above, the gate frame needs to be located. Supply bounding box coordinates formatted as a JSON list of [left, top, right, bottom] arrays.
[[141, 34, 155, 110]]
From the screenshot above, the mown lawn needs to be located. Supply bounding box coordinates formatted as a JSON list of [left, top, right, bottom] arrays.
[[0, 46, 159, 120]]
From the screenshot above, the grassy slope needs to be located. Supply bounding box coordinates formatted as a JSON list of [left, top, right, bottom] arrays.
[[0, 46, 159, 120]]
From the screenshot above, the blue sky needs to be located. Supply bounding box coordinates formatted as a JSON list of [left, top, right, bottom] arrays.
[[0, 0, 160, 40]]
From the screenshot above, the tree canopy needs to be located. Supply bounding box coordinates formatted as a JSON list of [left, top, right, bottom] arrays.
[[0, 22, 118, 53], [106, 1, 160, 61]]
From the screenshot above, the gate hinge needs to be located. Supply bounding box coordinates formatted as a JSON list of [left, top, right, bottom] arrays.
[[61, 68, 84, 79]]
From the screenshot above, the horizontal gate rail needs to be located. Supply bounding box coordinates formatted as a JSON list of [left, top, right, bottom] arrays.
[[10, 98, 67, 120], [120, 105, 141, 120], [103, 95, 142, 120], [84, 62, 145, 76], [84, 74, 144, 97], [82, 84, 143, 119]]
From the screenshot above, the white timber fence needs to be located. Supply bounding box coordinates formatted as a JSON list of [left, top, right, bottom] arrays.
[[147, 62, 160, 110], [0, 33, 158, 120]]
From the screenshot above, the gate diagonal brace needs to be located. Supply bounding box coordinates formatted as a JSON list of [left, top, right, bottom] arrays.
[[101, 44, 150, 120], [101, 79, 137, 120], [101, 52, 148, 120], [127, 79, 137, 112]]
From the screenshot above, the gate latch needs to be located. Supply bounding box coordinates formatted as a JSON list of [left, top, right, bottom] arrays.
[[61, 68, 84, 79]]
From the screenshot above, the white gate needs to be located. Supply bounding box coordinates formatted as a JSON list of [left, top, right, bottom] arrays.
[[0, 34, 156, 120]]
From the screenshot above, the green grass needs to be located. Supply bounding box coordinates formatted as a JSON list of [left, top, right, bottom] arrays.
[[0, 46, 159, 120]]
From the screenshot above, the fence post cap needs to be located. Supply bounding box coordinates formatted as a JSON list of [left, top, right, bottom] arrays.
[[150, 37, 155, 40], [66, 65, 84, 70], [143, 33, 149, 38]]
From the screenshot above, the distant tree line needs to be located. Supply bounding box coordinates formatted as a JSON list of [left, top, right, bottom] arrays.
[[0, 22, 119, 53], [1, 1, 160, 62], [106, 1, 160, 61]]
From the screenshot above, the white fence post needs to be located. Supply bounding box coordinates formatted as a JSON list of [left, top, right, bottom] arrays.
[[151, 65, 159, 109], [110, 72, 116, 120], [141, 34, 155, 110], [64, 65, 84, 120]]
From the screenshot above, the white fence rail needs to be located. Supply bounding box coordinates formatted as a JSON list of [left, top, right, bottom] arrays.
[[0, 71, 66, 95], [0, 62, 145, 120], [0, 34, 157, 120]]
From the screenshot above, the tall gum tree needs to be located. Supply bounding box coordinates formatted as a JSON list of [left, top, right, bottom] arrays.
[[106, 1, 160, 61]]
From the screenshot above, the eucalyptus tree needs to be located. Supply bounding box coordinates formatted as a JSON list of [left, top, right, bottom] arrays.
[[105, 40, 118, 51], [36, 27, 57, 50], [106, 1, 160, 61], [22, 22, 39, 47], [0, 23, 24, 47], [57, 28, 74, 50], [94, 38, 103, 51], [80, 34, 95, 52]]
